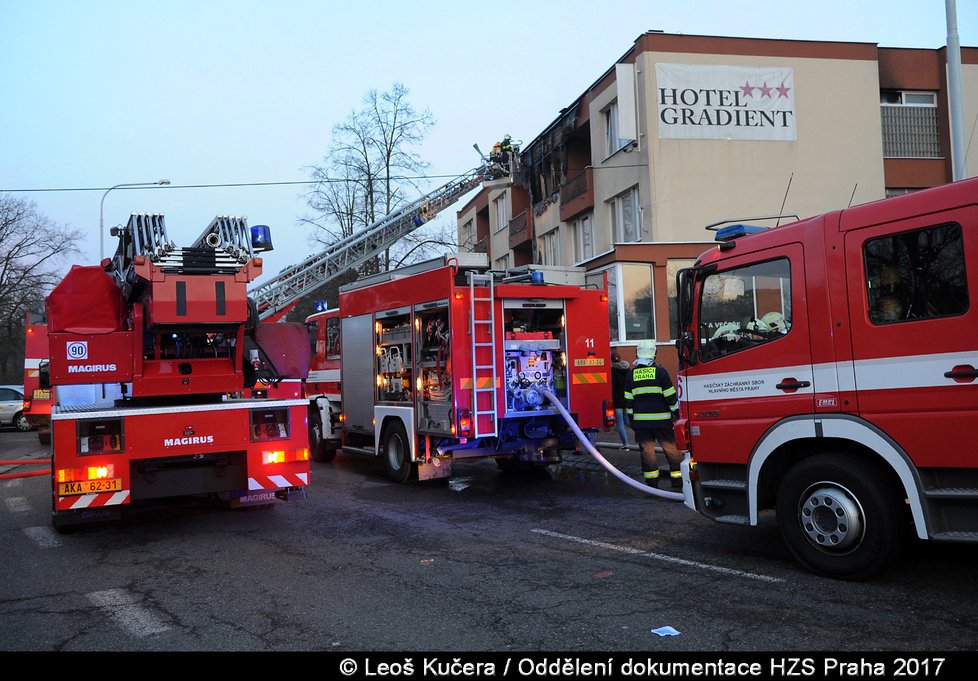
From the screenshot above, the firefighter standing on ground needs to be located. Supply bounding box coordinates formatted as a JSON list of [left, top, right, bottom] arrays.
[[625, 340, 682, 488]]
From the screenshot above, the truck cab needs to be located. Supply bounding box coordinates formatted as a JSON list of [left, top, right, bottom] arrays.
[[676, 178, 978, 579]]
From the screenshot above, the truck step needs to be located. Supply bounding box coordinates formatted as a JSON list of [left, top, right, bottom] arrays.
[[922, 487, 978, 500], [930, 531, 978, 543], [699, 478, 747, 491], [713, 514, 750, 526]]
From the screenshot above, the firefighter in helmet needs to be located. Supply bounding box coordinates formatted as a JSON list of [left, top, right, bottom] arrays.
[[624, 340, 683, 489]]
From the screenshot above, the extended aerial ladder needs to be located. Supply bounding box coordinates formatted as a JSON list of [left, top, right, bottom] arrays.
[[250, 154, 514, 322]]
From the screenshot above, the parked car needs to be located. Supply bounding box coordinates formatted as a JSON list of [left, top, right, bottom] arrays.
[[0, 385, 32, 432]]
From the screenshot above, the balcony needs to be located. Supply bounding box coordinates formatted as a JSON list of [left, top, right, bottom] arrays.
[[508, 210, 530, 250], [560, 167, 594, 222]]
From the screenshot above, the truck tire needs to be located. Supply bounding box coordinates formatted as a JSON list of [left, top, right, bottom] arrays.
[[776, 453, 906, 581], [15, 412, 32, 432], [309, 418, 336, 463], [382, 420, 414, 483]]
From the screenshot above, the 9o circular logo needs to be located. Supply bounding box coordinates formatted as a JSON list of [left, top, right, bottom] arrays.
[[66, 341, 88, 360]]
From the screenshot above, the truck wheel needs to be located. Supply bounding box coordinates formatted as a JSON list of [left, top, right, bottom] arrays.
[[776, 453, 905, 581], [15, 412, 32, 432], [309, 419, 336, 463], [382, 421, 414, 483]]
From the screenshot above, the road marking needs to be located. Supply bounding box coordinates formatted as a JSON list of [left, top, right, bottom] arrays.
[[531, 528, 785, 584], [4, 497, 31, 513], [86, 588, 170, 637], [23, 526, 61, 549], [3, 478, 23, 488]]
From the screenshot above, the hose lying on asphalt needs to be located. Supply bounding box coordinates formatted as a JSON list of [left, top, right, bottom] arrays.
[[542, 389, 684, 501]]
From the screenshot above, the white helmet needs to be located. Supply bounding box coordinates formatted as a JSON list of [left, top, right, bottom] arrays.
[[761, 311, 787, 333], [711, 322, 741, 341], [636, 339, 657, 361]]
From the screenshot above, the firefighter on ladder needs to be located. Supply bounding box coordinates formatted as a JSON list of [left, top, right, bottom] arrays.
[[624, 339, 682, 489]]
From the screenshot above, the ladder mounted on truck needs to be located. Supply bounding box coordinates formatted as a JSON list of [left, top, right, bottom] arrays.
[[250, 157, 513, 322], [468, 271, 499, 437]]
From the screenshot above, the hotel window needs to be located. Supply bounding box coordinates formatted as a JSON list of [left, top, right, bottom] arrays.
[[609, 186, 641, 243], [572, 213, 594, 263], [666, 258, 697, 339], [539, 230, 560, 266], [591, 263, 655, 342], [604, 101, 627, 157], [880, 90, 940, 158], [493, 195, 510, 233]]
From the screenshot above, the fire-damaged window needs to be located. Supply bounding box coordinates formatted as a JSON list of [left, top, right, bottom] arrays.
[[698, 258, 792, 361], [864, 223, 968, 325], [880, 90, 940, 158]]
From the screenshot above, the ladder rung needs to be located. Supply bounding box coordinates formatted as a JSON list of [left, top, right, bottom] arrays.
[[475, 387, 495, 392], [473, 319, 493, 324], [475, 365, 495, 370]]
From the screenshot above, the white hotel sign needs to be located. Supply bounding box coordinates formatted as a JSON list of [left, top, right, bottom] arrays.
[[655, 63, 797, 141]]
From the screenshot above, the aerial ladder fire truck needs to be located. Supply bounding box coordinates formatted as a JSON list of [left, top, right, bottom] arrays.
[[22, 312, 52, 445], [247, 150, 615, 480], [44, 214, 311, 528], [674, 177, 978, 579]]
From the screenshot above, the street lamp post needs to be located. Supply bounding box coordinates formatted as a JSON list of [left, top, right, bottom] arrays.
[[99, 179, 171, 260]]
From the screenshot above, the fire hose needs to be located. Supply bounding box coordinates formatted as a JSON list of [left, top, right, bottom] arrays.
[[542, 390, 683, 501]]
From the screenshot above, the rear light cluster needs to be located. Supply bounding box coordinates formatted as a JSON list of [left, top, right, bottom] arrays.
[[456, 409, 472, 438], [77, 419, 124, 455], [602, 400, 615, 428], [58, 464, 115, 483], [250, 408, 290, 442], [262, 449, 310, 465]]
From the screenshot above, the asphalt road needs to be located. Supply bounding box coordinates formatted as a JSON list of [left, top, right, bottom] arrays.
[[1, 428, 976, 654]]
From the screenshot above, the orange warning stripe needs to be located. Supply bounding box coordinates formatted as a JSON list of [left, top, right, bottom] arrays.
[[460, 377, 496, 389], [572, 372, 608, 385]]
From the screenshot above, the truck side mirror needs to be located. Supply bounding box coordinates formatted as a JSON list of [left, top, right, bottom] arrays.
[[39, 359, 50, 390]]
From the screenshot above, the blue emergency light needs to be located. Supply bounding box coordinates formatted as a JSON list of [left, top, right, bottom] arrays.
[[250, 224, 273, 252], [714, 223, 767, 242], [314, 300, 328, 312]]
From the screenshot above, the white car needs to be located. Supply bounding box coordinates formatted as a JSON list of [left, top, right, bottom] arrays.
[[0, 385, 32, 432]]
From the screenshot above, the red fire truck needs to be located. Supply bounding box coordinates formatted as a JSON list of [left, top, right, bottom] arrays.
[[23, 313, 52, 445], [307, 254, 613, 481], [46, 214, 311, 528], [675, 177, 978, 579]]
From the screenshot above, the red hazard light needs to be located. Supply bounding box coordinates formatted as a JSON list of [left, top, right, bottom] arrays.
[[602, 400, 615, 428]]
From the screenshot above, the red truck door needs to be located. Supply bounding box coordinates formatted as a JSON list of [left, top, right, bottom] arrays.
[[684, 243, 814, 464], [844, 206, 978, 469]]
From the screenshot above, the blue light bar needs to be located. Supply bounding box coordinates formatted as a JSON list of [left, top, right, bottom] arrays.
[[714, 224, 767, 242], [251, 224, 273, 252], [314, 300, 328, 312]]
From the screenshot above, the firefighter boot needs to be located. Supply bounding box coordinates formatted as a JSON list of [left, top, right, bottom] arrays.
[[669, 464, 683, 490], [643, 468, 661, 487]]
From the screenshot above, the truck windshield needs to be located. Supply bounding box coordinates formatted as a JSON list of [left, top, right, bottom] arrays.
[[698, 258, 791, 361]]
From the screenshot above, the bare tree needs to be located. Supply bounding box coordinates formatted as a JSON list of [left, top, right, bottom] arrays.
[[300, 82, 440, 274], [0, 195, 83, 381]]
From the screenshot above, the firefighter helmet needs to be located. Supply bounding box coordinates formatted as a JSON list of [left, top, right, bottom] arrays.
[[637, 339, 657, 361]]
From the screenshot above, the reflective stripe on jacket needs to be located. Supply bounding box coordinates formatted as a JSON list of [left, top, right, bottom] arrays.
[[624, 362, 679, 429]]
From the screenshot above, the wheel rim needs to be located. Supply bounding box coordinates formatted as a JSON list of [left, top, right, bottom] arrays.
[[797, 482, 865, 554], [387, 433, 404, 471], [16, 415, 30, 431]]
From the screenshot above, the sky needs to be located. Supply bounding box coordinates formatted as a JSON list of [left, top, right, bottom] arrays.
[[2, 0, 976, 288]]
